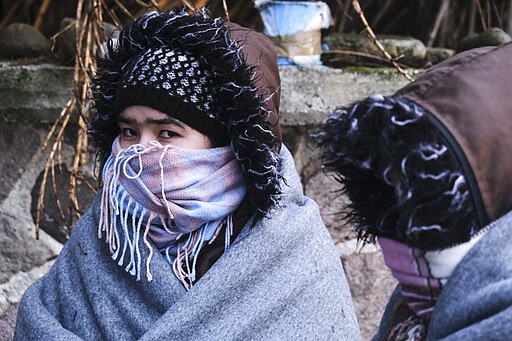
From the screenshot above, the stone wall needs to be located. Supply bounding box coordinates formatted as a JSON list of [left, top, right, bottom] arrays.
[[0, 63, 417, 340]]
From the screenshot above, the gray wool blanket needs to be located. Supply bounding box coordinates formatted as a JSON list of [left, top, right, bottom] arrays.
[[374, 209, 512, 340], [15, 147, 360, 340]]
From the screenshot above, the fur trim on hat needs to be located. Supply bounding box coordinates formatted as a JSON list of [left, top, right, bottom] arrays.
[[89, 9, 281, 215], [313, 95, 479, 250]]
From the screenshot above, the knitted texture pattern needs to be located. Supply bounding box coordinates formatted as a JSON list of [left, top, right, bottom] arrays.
[[120, 47, 214, 113], [113, 46, 227, 139]]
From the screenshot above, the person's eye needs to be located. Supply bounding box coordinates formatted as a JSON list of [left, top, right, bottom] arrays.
[[159, 130, 178, 139], [120, 128, 137, 138]]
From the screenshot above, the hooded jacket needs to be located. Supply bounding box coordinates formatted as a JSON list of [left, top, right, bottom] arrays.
[[396, 43, 512, 227], [374, 42, 512, 340]]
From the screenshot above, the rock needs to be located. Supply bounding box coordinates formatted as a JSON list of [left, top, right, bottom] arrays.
[[53, 18, 75, 65], [342, 251, 397, 340], [426, 47, 455, 65], [0, 303, 17, 340], [0, 123, 62, 284], [0, 212, 61, 284], [335, 239, 380, 258], [30, 163, 97, 244], [0, 260, 55, 313], [0, 122, 41, 204], [278, 66, 419, 127], [0, 64, 74, 123], [457, 27, 512, 52], [323, 33, 427, 67], [281, 125, 318, 176], [305, 170, 353, 243], [0, 23, 51, 60]]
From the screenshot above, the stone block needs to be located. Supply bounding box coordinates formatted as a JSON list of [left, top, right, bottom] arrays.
[[323, 33, 426, 67], [0, 64, 415, 127], [342, 251, 397, 341], [0, 64, 73, 123], [305, 170, 353, 243], [279, 65, 417, 127], [0, 303, 17, 341], [0, 122, 40, 204]]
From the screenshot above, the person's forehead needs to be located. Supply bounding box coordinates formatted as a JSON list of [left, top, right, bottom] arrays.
[[118, 106, 184, 126], [119, 106, 167, 119]]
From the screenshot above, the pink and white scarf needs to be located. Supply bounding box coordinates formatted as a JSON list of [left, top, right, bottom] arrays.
[[379, 233, 486, 340], [99, 137, 246, 288]]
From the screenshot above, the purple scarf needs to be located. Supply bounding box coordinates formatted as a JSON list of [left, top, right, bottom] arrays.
[[99, 137, 246, 288], [379, 234, 486, 340]]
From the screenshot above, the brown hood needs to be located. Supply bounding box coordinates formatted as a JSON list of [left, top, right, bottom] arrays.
[[227, 22, 282, 151], [396, 42, 512, 225]]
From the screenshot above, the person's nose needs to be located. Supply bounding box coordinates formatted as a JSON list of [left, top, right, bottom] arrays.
[[138, 131, 156, 147]]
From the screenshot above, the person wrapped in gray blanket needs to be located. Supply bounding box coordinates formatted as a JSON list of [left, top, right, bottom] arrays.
[[14, 9, 360, 340], [315, 42, 512, 340]]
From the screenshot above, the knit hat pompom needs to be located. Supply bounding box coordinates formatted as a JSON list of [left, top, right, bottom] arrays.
[[89, 9, 282, 215]]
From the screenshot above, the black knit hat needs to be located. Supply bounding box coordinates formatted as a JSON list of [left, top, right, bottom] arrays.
[[89, 9, 282, 215], [113, 46, 227, 141]]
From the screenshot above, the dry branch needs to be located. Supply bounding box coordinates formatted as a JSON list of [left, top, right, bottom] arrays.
[[475, 0, 488, 30], [179, 0, 195, 11], [36, 0, 164, 239], [34, 0, 54, 30], [351, 0, 414, 82], [36, 99, 75, 239], [222, 0, 230, 21], [322, 49, 397, 64], [112, 0, 135, 18], [0, 2, 20, 31], [427, 0, 451, 47], [196, 0, 210, 9], [508, 0, 512, 35]]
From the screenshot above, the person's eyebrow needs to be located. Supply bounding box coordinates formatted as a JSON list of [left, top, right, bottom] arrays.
[[117, 115, 184, 127], [147, 117, 184, 127], [117, 115, 135, 124]]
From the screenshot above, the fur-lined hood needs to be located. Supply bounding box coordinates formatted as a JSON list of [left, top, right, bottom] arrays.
[[89, 10, 282, 215], [315, 42, 512, 249], [397, 42, 512, 227]]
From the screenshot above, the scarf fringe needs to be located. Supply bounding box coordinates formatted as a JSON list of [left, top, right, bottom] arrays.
[[99, 145, 240, 288], [171, 216, 233, 289], [99, 148, 158, 281]]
